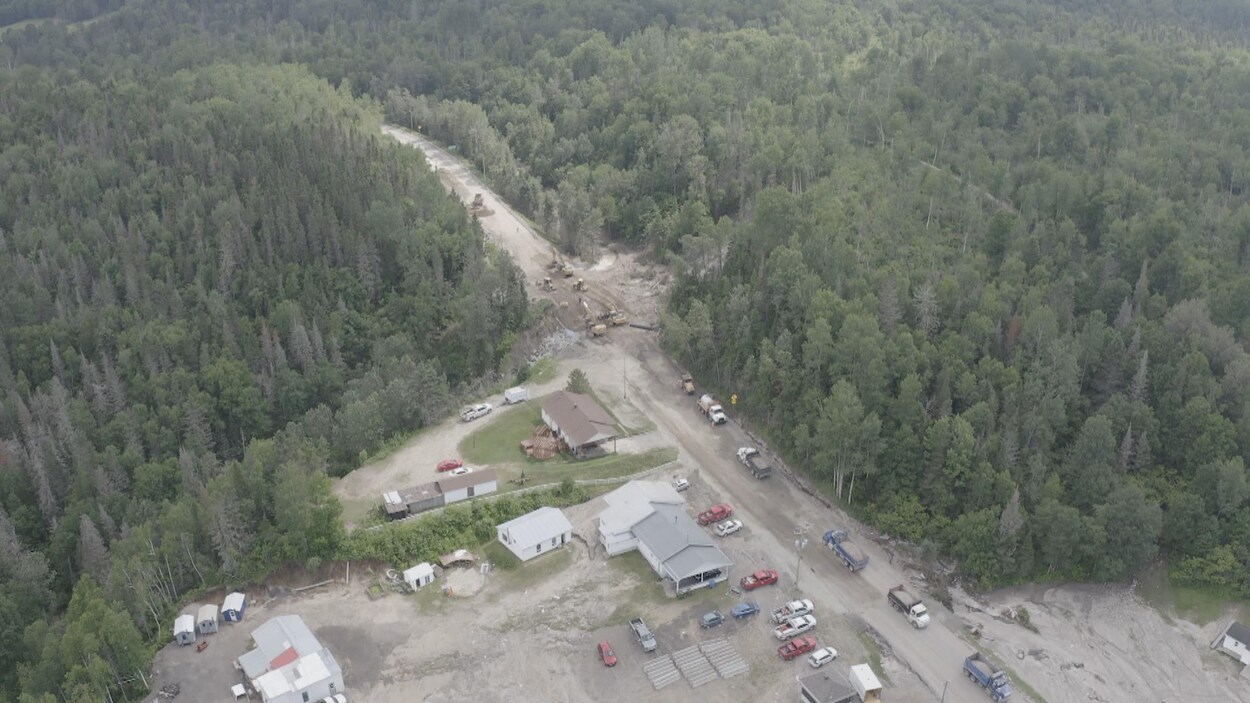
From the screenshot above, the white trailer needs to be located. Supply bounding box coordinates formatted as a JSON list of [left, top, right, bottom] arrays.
[[503, 387, 529, 404]]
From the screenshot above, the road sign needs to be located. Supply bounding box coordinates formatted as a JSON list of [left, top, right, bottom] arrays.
[[731, 394, 738, 405]]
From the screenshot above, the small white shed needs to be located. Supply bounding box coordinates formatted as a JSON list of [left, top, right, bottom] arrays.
[[504, 386, 529, 404], [222, 592, 246, 622], [173, 614, 196, 645], [403, 563, 435, 589], [496, 506, 574, 562], [197, 604, 219, 634]]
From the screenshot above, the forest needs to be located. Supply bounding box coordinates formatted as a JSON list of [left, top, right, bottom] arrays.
[[2, 0, 1250, 700]]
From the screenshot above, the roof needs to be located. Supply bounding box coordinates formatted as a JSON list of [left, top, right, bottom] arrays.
[[254, 651, 334, 699], [850, 663, 882, 691], [542, 391, 617, 447], [1227, 621, 1250, 645], [404, 563, 434, 581], [223, 592, 246, 612], [631, 504, 732, 580], [440, 549, 477, 567], [497, 507, 573, 548], [599, 481, 683, 535], [237, 615, 324, 679], [174, 614, 195, 634], [197, 604, 218, 622], [385, 482, 440, 507], [798, 670, 859, 703], [437, 468, 498, 493]]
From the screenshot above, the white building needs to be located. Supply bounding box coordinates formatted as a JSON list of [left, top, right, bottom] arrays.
[[236, 615, 345, 703], [598, 481, 683, 556], [1219, 621, 1250, 665], [173, 613, 196, 645], [496, 507, 573, 561], [437, 469, 498, 505], [403, 563, 435, 589], [197, 603, 219, 635], [222, 591, 247, 622]]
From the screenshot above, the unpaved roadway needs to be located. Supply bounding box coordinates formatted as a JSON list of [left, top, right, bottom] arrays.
[[382, 124, 1248, 703]]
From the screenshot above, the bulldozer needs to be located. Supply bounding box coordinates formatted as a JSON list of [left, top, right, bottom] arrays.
[[557, 261, 574, 277], [603, 304, 628, 326], [539, 277, 555, 291], [471, 193, 485, 209], [572, 278, 587, 292]]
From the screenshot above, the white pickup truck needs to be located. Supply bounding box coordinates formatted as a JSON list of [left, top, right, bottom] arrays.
[[773, 614, 817, 640], [771, 598, 815, 624]]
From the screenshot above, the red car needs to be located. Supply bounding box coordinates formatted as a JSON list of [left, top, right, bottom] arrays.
[[778, 635, 817, 661], [741, 569, 779, 591], [597, 641, 618, 667], [697, 503, 733, 526], [436, 459, 463, 472]]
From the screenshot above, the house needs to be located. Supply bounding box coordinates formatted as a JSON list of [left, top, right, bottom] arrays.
[[798, 670, 859, 703], [437, 469, 498, 505], [222, 592, 247, 622], [1219, 621, 1250, 665], [173, 614, 196, 646], [597, 481, 732, 595], [382, 470, 499, 520], [197, 604, 219, 635], [403, 563, 435, 589], [541, 391, 617, 456], [496, 507, 574, 562], [236, 615, 344, 703]]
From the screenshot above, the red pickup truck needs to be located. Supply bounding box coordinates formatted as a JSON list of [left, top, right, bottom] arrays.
[[740, 569, 779, 591], [697, 503, 733, 525], [778, 635, 818, 660]]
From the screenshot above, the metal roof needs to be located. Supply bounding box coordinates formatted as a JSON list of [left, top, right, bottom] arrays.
[[237, 615, 324, 679], [222, 592, 245, 612], [631, 504, 732, 580], [173, 614, 195, 635], [254, 651, 334, 700], [542, 391, 616, 447], [850, 663, 882, 691], [197, 604, 218, 622], [497, 506, 573, 548], [436, 468, 498, 493], [1227, 621, 1250, 645], [599, 481, 683, 535]]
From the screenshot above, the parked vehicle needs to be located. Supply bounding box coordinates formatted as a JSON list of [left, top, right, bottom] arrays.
[[778, 636, 818, 661], [503, 387, 529, 404], [597, 641, 617, 667], [697, 504, 733, 525], [629, 618, 657, 652], [740, 569, 779, 591], [823, 529, 869, 571], [697, 394, 728, 425], [680, 373, 695, 395], [715, 519, 743, 537], [771, 599, 815, 624], [672, 477, 690, 492], [460, 403, 493, 422], [735, 447, 773, 479], [807, 647, 838, 668], [436, 458, 463, 472], [730, 602, 760, 619], [888, 584, 931, 628], [851, 664, 884, 701], [700, 610, 725, 629], [773, 614, 816, 640], [449, 467, 472, 476], [964, 651, 1013, 701]]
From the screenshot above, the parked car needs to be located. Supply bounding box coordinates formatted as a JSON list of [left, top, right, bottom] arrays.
[[731, 602, 760, 619], [700, 610, 725, 629], [436, 459, 463, 472], [715, 519, 743, 537], [808, 647, 838, 668], [697, 503, 733, 525], [449, 467, 473, 476], [741, 569, 779, 591], [597, 641, 617, 667], [672, 477, 690, 492], [460, 403, 493, 422]]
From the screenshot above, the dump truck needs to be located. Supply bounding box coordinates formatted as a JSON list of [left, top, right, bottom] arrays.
[[771, 599, 815, 624], [964, 651, 1012, 701], [887, 584, 930, 628], [773, 614, 816, 640], [697, 394, 728, 425], [680, 373, 695, 394], [735, 447, 773, 479], [823, 529, 869, 571], [629, 617, 657, 653], [777, 635, 817, 661]]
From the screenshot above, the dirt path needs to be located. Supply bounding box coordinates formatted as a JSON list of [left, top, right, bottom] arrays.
[[380, 124, 1246, 703]]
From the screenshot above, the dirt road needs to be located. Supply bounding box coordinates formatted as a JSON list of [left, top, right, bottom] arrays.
[[382, 124, 1249, 703]]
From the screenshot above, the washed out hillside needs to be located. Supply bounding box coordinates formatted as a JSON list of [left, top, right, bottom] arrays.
[[1, 1, 1250, 702]]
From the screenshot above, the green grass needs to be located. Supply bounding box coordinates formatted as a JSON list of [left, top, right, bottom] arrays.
[[483, 540, 573, 590], [529, 357, 558, 384], [1138, 563, 1242, 626], [855, 631, 892, 685], [497, 447, 677, 492], [460, 404, 545, 464]]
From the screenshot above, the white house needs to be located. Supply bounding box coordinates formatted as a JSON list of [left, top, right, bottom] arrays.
[[496, 507, 574, 561], [437, 469, 498, 505], [222, 591, 247, 622], [403, 563, 435, 589], [173, 614, 196, 645], [1219, 621, 1250, 665], [598, 481, 683, 556], [197, 603, 219, 635], [236, 615, 344, 703]]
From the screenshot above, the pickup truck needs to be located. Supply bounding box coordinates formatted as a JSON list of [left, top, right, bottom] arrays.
[[771, 599, 815, 624], [773, 614, 817, 640], [778, 635, 818, 661], [965, 651, 1012, 701], [823, 529, 869, 571], [740, 569, 779, 591], [697, 504, 733, 525], [460, 403, 493, 422], [735, 447, 773, 479], [629, 617, 657, 653], [697, 394, 728, 425], [888, 584, 931, 628]]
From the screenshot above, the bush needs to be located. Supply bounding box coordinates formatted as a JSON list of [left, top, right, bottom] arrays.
[[566, 368, 591, 394]]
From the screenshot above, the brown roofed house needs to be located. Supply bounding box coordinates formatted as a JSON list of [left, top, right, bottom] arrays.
[[541, 391, 618, 456]]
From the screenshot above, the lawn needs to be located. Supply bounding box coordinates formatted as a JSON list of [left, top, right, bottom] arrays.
[[459, 404, 546, 465], [483, 540, 573, 591]]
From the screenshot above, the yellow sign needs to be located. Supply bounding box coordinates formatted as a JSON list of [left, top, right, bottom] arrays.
[[730, 394, 738, 405]]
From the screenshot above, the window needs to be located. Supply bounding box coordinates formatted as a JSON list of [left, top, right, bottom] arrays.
[[467, 486, 474, 497], [551, 537, 558, 547], [536, 542, 542, 553], [302, 694, 309, 702]]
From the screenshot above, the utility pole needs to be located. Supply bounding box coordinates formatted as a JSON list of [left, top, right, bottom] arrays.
[[793, 526, 808, 590], [623, 356, 627, 400], [941, 681, 948, 703]]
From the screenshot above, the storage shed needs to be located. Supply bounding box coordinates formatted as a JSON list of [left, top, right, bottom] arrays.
[[403, 563, 435, 589], [496, 507, 574, 561], [197, 604, 219, 635], [1219, 620, 1250, 666], [222, 592, 247, 622], [437, 469, 498, 505], [173, 614, 196, 645]]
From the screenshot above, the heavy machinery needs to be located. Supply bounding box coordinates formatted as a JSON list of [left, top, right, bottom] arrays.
[[470, 193, 484, 209], [572, 278, 587, 291], [589, 323, 607, 337], [540, 277, 555, 291], [887, 585, 931, 628], [680, 373, 695, 394], [823, 529, 869, 571]]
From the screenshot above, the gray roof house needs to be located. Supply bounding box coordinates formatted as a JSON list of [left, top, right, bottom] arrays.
[[1219, 620, 1250, 666], [541, 391, 617, 455], [798, 670, 859, 703], [236, 615, 345, 703]]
